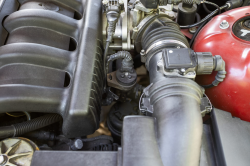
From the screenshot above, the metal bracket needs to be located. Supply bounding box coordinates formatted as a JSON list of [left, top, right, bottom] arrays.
[[139, 84, 154, 115], [201, 94, 213, 117], [102, 87, 119, 106]]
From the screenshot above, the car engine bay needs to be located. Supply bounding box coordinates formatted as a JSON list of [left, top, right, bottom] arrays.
[[0, 0, 250, 165]]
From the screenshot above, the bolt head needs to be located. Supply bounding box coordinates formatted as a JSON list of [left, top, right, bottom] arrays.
[[133, 27, 138, 31], [128, 76, 132, 79], [120, 74, 125, 78], [181, 68, 186, 73], [222, 20, 227, 24], [220, 20, 229, 29], [189, 27, 197, 34], [74, 139, 83, 150], [140, 50, 145, 56]]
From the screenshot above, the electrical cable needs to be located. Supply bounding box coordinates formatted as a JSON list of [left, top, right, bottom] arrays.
[[180, 4, 228, 29], [202, 3, 212, 13], [189, 19, 209, 47], [203, 1, 221, 14], [201, 84, 214, 89]]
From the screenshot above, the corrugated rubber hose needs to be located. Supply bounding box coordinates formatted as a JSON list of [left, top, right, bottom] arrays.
[[0, 113, 62, 139]]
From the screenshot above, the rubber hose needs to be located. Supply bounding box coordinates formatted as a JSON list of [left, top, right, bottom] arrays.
[[0, 114, 61, 139], [149, 78, 203, 166]]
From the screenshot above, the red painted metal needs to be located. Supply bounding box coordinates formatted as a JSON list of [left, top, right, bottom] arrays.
[[181, 29, 193, 39], [193, 7, 250, 121]]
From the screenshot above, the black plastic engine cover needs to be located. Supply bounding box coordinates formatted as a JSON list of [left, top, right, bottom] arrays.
[[0, 0, 103, 138]]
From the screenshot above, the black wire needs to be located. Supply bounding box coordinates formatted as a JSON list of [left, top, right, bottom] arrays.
[[202, 3, 213, 13], [103, 41, 110, 92], [204, 1, 221, 14], [189, 19, 209, 47], [23, 111, 31, 121], [180, 4, 228, 29], [201, 84, 215, 89]]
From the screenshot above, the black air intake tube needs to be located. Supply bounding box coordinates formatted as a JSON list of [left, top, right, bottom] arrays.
[[148, 78, 203, 166], [137, 16, 203, 166], [0, 113, 61, 139]]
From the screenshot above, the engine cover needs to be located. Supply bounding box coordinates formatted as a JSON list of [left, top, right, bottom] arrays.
[[193, 6, 250, 121], [0, 0, 103, 138]]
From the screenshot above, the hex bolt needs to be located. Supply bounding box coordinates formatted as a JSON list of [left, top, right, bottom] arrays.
[[189, 27, 197, 34], [71, 139, 83, 150], [133, 27, 138, 32], [121, 74, 125, 78], [140, 50, 145, 56], [220, 20, 229, 29], [181, 68, 186, 73], [222, 20, 227, 24], [128, 75, 132, 79]]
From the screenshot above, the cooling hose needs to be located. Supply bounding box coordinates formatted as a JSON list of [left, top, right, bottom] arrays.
[[0, 113, 61, 139]]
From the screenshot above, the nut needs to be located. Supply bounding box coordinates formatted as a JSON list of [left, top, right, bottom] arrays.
[[220, 20, 229, 29]]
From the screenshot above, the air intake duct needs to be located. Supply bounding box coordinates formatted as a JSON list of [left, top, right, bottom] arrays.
[[137, 15, 203, 166]]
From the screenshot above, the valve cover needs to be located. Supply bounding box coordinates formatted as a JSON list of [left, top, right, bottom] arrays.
[[0, 0, 103, 138]]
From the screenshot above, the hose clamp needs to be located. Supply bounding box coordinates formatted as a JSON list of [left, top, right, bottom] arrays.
[[139, 84, 154, 115], [144, 40, 188, 68], [145, 40, 188, 54], [201, 94, 213, 117]]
